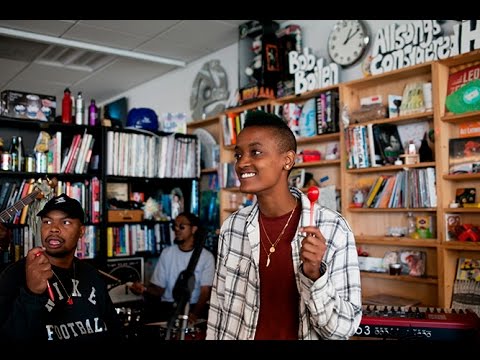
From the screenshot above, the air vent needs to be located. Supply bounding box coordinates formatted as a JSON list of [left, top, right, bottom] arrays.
[[36, 44, 115, 72]]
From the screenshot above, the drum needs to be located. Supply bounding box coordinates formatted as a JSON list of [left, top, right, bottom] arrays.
[[144, 320, 206, 340], [116, 306, 143, 339]]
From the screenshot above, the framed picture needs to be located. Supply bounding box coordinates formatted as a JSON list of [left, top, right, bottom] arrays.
[[106, 182, 129, 202], [105, 257, 144, 304], [373, 123, 404, 165]]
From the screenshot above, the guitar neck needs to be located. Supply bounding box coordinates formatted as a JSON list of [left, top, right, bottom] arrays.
[[0, 189, 41, 223]]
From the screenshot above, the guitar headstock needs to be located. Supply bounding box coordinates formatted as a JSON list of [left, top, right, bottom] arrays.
[[34, 177, 58, 200]]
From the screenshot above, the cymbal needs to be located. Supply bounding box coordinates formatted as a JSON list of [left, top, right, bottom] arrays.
[[145, 321, 168, 328]]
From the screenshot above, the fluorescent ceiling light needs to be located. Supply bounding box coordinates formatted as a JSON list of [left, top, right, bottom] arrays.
[[0, 26, 186, 67]]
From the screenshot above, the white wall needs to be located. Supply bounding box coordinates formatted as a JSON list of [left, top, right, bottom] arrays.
[[105, 20, 457, 119]]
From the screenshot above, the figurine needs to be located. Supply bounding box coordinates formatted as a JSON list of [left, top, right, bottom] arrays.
[[245, 36, 262, 84]]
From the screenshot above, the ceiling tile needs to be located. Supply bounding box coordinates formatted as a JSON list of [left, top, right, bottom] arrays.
[[0, 20, 76, 36], [74, 58, 175, 103], [137, 36, 213, 63], [79, 20, 182, 39], [14, 63, 90, 86], [160, 20, 238, 50], [62, 23, 147, 50]]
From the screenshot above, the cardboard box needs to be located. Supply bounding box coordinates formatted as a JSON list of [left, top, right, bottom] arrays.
[[108, 209, 144, 222], [1, 90, 56, 122]]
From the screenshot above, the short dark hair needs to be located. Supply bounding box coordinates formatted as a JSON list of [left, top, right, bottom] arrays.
[[243, 110, 297, 154], [176, 211, 204, 246]]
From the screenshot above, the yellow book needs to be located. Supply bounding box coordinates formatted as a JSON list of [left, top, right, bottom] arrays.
[[107, 227, 114, 258], [364, 175, 385, 208]]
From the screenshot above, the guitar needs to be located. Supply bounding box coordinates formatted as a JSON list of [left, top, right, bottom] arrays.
[[0, 177, 57, 223]]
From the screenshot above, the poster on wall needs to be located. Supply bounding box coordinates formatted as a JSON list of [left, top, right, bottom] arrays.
[[105, 257, 144, 304]]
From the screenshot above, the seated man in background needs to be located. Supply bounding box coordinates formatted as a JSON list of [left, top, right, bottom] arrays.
[[130, 212, 215, 330]]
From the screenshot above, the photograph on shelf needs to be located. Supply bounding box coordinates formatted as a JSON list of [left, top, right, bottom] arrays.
[[455, 187, 476, 206], [456, 258, 480, 282], [399, 250, 426, 277], [106, 183, 129, 203], [396, 121, 431, 154], [372, 123, 404, 165], [288, 168, 305, 188], [448, 136, 480, 174], [399, 82, 427, 115], [387, 94, 402, 118], [445, 214, 462, 241]]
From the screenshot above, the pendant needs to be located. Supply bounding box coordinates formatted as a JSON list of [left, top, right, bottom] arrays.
[[67, 297, 73, 305], [269, 246, 275, 253], [266, 255, 271, 267]]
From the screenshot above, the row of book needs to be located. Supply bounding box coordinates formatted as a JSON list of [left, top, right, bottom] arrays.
[[218, 162, 240, 188], [106, 130, 200, 179], [221, 91, 340, 147], [362, 167, 437, 209], [60, 130, 96, 174], [106, 222, 173, 257], [283, 90, 339, 138], [54, 177, 101, 224], [346, 120, 432, 169], [41, 130, 96, 174]]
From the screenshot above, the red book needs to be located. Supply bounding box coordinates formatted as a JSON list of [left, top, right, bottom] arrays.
[[447, 63, 480, 96]]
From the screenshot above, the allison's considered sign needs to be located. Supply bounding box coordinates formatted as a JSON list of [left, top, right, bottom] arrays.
[[370, 20, 480, 76]]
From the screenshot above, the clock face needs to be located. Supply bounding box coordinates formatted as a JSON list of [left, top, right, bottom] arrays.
[[328, 20, 370, 67]]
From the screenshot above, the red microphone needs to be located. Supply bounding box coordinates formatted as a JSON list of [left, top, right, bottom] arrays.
[[307, 186, 320, 226]]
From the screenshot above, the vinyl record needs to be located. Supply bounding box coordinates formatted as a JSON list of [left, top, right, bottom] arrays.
[[193, 128, 217, 169]]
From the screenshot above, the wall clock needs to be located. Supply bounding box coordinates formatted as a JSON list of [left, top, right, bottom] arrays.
[[327, 20, 370, 68]]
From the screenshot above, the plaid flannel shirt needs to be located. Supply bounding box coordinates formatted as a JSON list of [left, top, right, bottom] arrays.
[[206, 187, 362, 340]]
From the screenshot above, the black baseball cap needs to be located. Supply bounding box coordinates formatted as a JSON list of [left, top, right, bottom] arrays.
[[37, 193, 85, 223]]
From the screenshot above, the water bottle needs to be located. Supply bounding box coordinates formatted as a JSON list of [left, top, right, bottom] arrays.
[[61, 88, 72, 124], [88, 99, 98, 126], [75, 92, 84, 125]]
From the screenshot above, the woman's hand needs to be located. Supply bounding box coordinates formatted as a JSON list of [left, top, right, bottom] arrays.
[[299, 226, 327, 281]]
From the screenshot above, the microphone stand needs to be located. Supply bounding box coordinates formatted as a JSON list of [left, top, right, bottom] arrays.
[[164, 240, 203, 340]]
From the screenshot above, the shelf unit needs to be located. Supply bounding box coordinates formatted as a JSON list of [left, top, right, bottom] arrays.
[[0, 116, 103, 268], [340, 50, 480, 307], [340, 61, 440, 306], [433, 50, 480, 307], [102, 128, 200, 261], [0, 117, 201, 271]]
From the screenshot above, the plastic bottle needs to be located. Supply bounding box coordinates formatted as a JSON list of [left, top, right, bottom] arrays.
[[88, 99, 98, 126], [75, 92, 84, 125], [10, 135, 24, 172], [407, 212, 418, 238], [61, 88, 72, 124]]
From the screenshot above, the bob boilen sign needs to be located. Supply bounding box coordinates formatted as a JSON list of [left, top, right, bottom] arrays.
[[370, 20, 480, 76], [288, 47, 339, 95]]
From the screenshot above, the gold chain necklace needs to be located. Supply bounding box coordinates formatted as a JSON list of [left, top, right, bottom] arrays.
[[259, 198, 297, 267], [51, 264, 75, 305]]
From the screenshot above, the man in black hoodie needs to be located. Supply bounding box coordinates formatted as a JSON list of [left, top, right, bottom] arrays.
[[0, 194, 121, 345]]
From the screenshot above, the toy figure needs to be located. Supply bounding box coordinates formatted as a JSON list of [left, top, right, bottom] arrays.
[[245, 36, 262, 84]]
